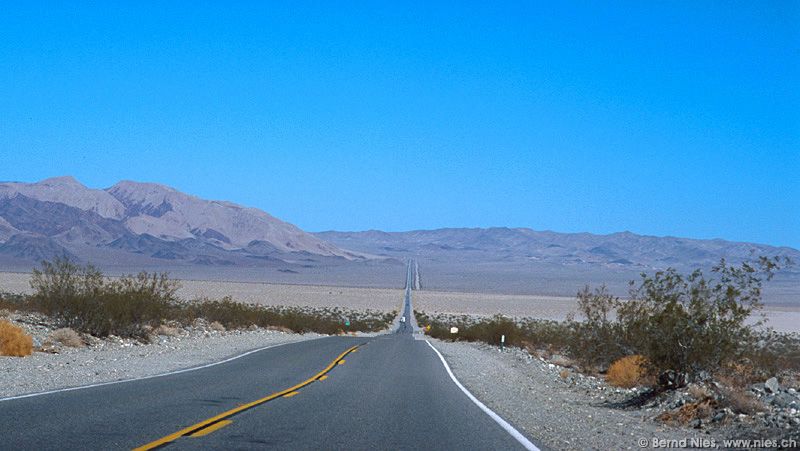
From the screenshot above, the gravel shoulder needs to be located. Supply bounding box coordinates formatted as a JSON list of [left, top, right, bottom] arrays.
[[0, 316, 325, 399], [429, 339, 715, 451]]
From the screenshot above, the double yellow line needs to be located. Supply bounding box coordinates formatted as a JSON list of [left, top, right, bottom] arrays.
[[133, 344, 360, 450]]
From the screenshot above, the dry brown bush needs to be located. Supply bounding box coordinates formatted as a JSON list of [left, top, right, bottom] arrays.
[[559, 369, 570, 379], [49, 328, 83, 347], [657, 399, 716, 425], [0, 320, 33, 356], [209, 321, 225, 332], [719, 362, 759, 388], [716, 375, 767, 414], [687, 383, 712, 401], [606, 355, 651, 388]]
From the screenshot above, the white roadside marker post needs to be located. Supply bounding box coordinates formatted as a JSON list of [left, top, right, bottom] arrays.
[[500, 334, 505, 351]]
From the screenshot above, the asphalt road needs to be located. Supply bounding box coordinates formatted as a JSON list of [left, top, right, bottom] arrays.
[[1, 261, 537, 450]]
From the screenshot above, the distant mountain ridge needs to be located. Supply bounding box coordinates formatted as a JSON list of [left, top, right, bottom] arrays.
[[1, 176, 796, 298], [315, 227, 800, 273], [0, 176, 362, 267]]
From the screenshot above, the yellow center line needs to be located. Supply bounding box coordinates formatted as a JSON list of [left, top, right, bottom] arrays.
[[189, 420, 232, 437], [282, 391, 300, 398], [317, 375, 328, 381], [133, 344, 360, 450]]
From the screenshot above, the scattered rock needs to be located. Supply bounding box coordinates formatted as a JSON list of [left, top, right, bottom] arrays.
[[772, 393, 797, 408], [765, 377, 780, 394]]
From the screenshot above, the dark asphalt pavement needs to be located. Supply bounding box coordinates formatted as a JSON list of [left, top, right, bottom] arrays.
[[0, 261, 534, 450]]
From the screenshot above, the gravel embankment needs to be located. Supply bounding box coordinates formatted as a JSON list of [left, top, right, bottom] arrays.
[[429, 339, 712, 451], [0, 319, 324, 399]]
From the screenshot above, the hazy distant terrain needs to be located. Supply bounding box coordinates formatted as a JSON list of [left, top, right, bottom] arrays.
[[317, 228, 800, 304], [1, 176, 797, 304]]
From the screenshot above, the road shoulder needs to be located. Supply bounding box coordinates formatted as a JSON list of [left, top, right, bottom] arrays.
[[0, 326, 322, 399], [428, 339, 711, 450]]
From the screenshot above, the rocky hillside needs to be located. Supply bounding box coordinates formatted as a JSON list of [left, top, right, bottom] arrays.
[[0, 176, 362, 267]]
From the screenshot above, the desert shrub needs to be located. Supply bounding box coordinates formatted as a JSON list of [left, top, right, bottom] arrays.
[[181, 298, 394, 334], [49, 328, 83, 347], [416, 312, 521, 345], [417, 311, 577, 359], [0, 320, 33, 356], [740, 330, 800, 377], [418, 257, 794, 389], [616, 257, 789, 380], [715, 375, 766, 414], [209, 321, 225, 332], [29, 257, 180, 338], [567, 285, 626, 369], [23, 258, 396, 338], [0, 291, 31, 312], [657, 398, 716, 425], [606, 355, 650, 388]]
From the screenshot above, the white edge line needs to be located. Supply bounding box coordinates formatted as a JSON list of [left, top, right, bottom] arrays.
[[425, 340, 540, 451], [0, 336, 328, 403]]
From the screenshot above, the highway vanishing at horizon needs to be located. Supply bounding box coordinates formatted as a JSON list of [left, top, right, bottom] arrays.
[[0, 261, 539, 450]]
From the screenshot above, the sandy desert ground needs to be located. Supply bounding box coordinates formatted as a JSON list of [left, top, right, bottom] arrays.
[[2, 272, 797, 332], [0, 272, 405, 313], [414, 289, 800, 333]]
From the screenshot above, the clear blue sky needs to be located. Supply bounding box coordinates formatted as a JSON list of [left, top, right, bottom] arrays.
[[1, 2, 798, 248]]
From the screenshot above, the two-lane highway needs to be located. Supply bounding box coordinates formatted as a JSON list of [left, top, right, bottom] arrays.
[[1, 261, 539, 450]]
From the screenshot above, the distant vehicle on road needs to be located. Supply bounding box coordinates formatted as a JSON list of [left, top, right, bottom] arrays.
[[400, 316, 406, 323]]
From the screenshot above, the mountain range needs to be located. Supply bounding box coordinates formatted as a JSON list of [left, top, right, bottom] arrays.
[[0, 177, 797, 301], [315, 228, 800, 272], [0, 176, 363, 268]]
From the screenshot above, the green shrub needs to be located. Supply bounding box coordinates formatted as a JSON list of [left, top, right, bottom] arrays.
[[25, 257, 396, 339], [419, 257, 799, 388], [29, 257, 179, 338], [416, 311, 574, 352], [615, 257, 790, 379], [567, 285, 626, 370], [180, 298, 395, 334]]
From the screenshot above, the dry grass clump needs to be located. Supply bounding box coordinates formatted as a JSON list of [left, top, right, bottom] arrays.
[[550, 354, 575, 368], [209, 321, 225, 332], [49, 328, 83, 347], [0, 320, 33, 357], [267, 325, 294, 334], [687, 383, 713, 400], [657, 398, 716, 425], [719, 386, 765, 415], [606, 355, 650, 388], [715, 374, 767, 415], [155, 324, 180, 337]]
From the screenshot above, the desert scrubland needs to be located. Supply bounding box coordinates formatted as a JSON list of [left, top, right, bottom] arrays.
[[2, 271, 796, 332]]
